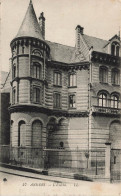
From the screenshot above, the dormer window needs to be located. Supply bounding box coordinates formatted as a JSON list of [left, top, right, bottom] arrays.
[[111, 42, 119, 56]]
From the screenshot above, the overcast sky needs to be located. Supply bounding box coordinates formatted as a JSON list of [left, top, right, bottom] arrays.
[[1, 0, 121, 72]]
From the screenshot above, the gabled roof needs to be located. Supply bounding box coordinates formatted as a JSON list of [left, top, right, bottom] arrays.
[[15, 1, 43, 40], [82, 34, 109, 53]]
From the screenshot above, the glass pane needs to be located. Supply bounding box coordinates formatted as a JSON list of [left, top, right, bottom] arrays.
[[33, 66, 36, 78], [73, 74, 76, 86], [36, 88, 40, 102], [69, 75, 73, 86], [58, 73, 61, 85], [37, 66, 40, 79]]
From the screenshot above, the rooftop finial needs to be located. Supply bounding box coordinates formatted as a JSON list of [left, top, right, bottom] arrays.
[[30, 0, 32, 4]]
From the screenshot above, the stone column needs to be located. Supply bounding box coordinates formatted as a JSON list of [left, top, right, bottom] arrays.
[[105, 141, 111, 181]]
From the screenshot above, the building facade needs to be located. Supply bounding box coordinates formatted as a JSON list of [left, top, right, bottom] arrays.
[[1, 1, 121, 182]]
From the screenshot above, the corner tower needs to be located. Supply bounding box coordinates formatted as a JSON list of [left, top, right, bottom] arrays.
[[9, 1, 50, 152]]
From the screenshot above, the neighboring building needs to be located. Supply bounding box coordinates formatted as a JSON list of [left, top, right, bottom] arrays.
[[1, 1, 121, 182]]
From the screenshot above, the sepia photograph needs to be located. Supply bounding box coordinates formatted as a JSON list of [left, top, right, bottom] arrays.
[[0, 0, 121, 195]]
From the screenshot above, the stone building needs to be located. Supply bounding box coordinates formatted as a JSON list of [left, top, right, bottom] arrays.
[[1, 1, 121, 182]]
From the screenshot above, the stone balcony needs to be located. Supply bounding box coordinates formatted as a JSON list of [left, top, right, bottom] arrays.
[[91, 106, 121, 117]]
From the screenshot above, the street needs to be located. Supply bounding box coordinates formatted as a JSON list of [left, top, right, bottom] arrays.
[[0, 168, 121, 196]]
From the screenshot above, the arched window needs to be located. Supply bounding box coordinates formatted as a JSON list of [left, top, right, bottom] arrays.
[[98, 93, 107, 107], [111, 42, 119, 56], [69, 73, 76, 87], [99, 66, 108, 83], [111, 94, 119, 108], [18, 121, 26, 147], [32, 120, 42, 147], [111, 68, 120, 85]]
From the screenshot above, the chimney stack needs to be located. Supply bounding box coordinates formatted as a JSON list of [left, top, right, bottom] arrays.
[[75, 25, 84, 49], [39, 12, 45, 39]]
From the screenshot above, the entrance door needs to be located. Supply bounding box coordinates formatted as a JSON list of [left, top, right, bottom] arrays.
[[111, 149, 121, 182]]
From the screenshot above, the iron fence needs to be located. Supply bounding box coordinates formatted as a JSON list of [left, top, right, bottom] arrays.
[[0, 145, 105, 177]]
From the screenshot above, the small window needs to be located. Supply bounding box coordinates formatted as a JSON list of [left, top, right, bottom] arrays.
[[33, 87, 40, 103], [111, 95, 119, 108], [69, 94, 76, 108], [13, 88, 16, 104], [13, 65, 16, 78], [99, 67, 108, 83], [69, 73, 76, 87], [54, 72, 62, 86], [114, 156, 116, 164], [33, 63, 40, 79], [98, 93, 107, 107], [53, 93, 61, 108], [60, 141, 64, 148], [112, 69, 120, 85]]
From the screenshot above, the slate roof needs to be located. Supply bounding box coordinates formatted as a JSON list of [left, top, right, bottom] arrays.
[[15, 1, 43, 40], [46, 41, 75, 64], [83, 34, 109, 53]]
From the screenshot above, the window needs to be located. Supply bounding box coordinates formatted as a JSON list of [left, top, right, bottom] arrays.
[[69, 94, 76, 108], [69, 73, 76, 87], [33, 87, 40, 103], [54, 72, 61, 86], [60, 141, 64, 148], [53, 93, 61, 108], [112, 69, 120, 85], [99, 67, 108, 83], [18, 121, 26, 147], [98, 93, 107, 107], [13, 88, 16, 104], [13, 65, 16, 78], [111, 95, 119, 108], [22, 46, 24, 54], [111, 42, 119, 56], [33, 63, 40, 79]]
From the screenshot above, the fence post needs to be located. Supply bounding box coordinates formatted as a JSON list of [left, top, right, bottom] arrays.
[[105, 141, 111, 181]]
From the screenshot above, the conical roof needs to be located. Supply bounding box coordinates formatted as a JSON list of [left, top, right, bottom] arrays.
[[16, 1, 43, 40]]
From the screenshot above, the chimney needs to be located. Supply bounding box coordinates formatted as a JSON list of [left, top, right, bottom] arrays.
[[75, 25, 84, 49], [39, 12, 45, 39]]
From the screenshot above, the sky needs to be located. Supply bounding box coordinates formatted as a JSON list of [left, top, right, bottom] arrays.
[[1, 0, 121, 72]]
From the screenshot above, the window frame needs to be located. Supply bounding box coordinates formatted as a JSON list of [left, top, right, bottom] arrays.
[[12, 87, 16, 104], [111, 42, 120, 56], [68, 72, 77, 87], [33, 86, 41, 104], [33, 63, 41, 79], [99, 66, 108, 84], [98, 92, 107, 107], [53, 71, 62, 86], [69, 93, 76, 109], [111, 68, 120, 85], [111, 94, 119, 108], [53, 92, 61, 109]]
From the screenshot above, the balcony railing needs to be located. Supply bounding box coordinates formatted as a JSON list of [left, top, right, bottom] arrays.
[[92, 106, 121, 115]]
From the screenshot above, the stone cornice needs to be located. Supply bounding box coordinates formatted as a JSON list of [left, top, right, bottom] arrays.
[[11, 77, 48, 86], [47, 60, 89, 71], [9, 104, 89, 117], [10, 37, 50, 56], [91, 51, 120, 66]]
